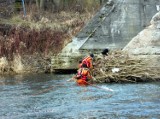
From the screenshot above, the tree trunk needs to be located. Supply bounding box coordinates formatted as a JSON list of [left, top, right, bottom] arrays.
[[36, 0, 40, 10], [40, 0, 44, 10], [36, 0, 44, 11]]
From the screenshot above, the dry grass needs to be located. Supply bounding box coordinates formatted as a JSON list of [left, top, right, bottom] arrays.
[[1, 11, 93, 30], [0, 10, 94, 58], [0, 2, 100, 74], [93, 51, 160, 83], [0, 10, 95, 74]]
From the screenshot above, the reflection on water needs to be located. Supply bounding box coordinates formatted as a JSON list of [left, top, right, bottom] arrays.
[[0, 73, 160, 119]]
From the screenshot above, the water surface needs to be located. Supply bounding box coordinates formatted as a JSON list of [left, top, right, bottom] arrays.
[[0, 74, 160, 119]]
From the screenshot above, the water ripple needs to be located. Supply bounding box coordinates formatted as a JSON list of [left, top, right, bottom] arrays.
[[0, 74, 160, 119]]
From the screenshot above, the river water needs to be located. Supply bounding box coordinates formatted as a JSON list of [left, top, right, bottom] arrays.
[[0, 73, 160, 119]]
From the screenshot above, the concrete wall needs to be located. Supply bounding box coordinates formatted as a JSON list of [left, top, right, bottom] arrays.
[[78, 0, 160, 50]]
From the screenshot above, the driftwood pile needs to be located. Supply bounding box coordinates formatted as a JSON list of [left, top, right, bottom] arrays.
[[92, 51, 160, 83]]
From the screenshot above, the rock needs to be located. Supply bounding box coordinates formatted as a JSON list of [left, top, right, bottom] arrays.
[[123, 11, 160, 74], [123, 11, 160, 55], [150, 11, 160, 26]]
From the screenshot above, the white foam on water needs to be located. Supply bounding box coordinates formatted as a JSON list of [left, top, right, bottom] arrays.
[[100, 86, 114, 92]]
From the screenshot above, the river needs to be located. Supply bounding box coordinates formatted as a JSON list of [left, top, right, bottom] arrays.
[[0, 73, 160, 119]]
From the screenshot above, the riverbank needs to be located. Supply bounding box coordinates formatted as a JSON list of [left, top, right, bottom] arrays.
[[0, 5, 160, 84], [0, 11, 93, 75]]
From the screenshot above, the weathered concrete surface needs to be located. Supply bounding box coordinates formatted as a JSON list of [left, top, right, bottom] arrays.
[[123, 11, 160, 69], [64, 0, 160, 52], [123, 11, 160, 55], [51, 0, 160, 71]]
